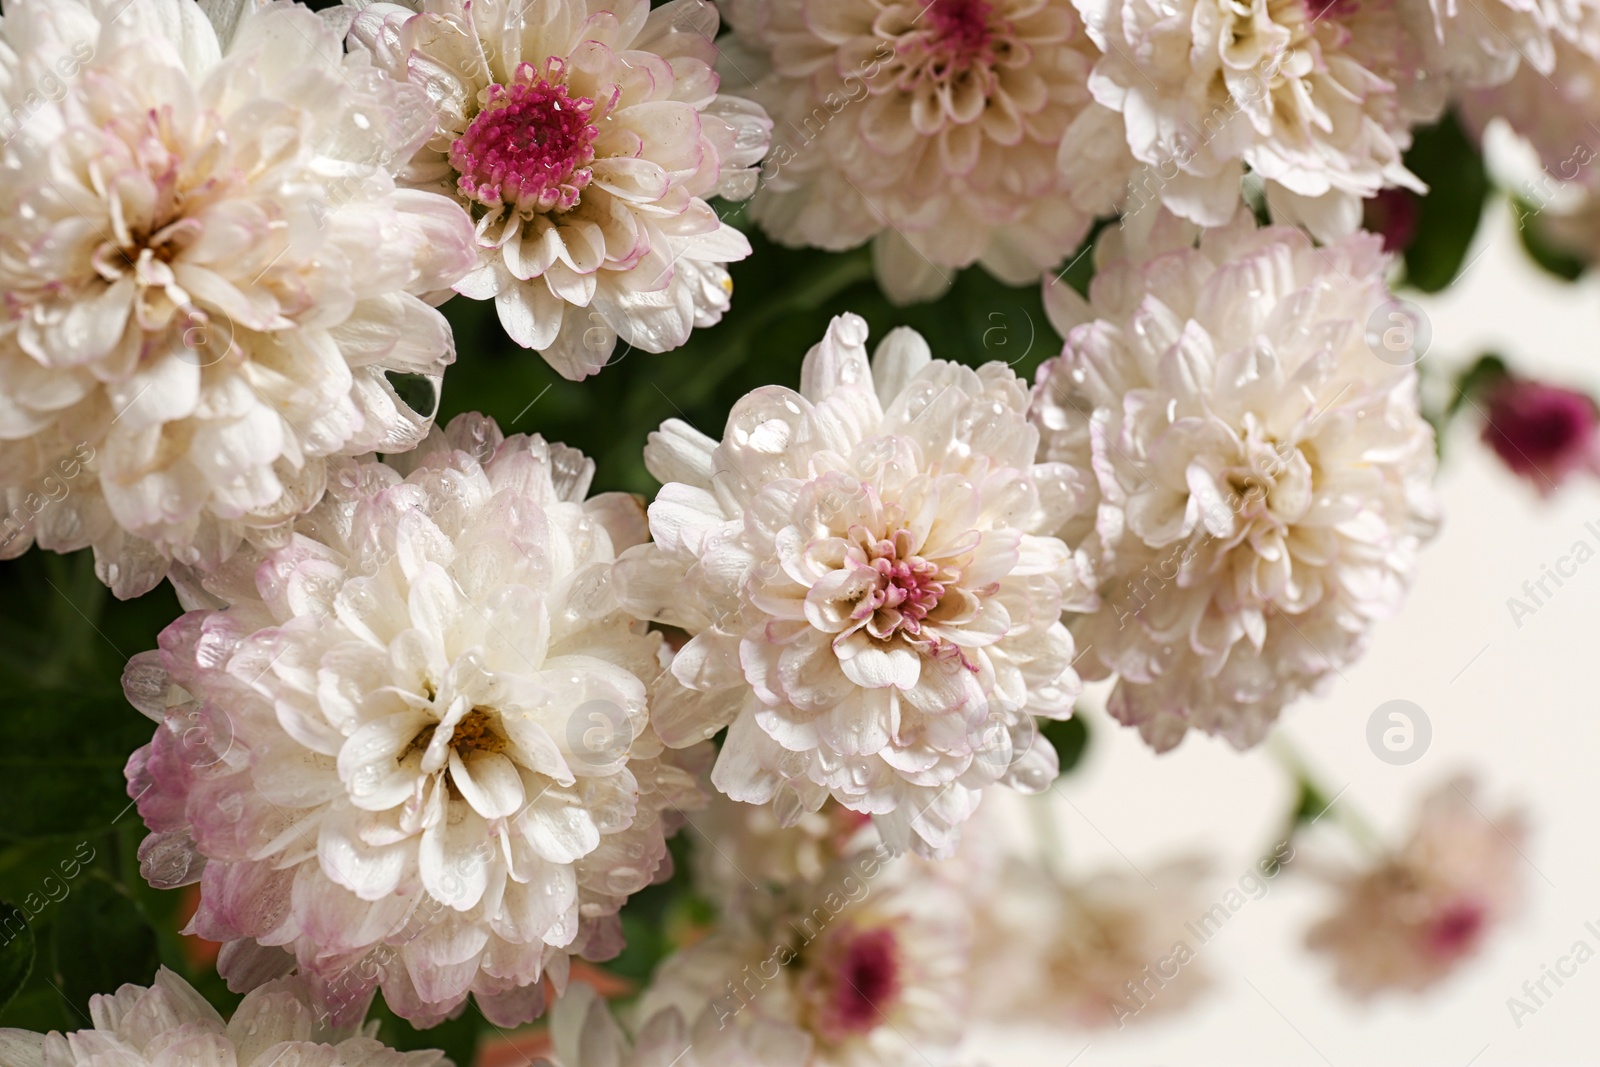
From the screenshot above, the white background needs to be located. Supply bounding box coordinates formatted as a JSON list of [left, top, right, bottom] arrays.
[[967, 195, 1600, 1067]]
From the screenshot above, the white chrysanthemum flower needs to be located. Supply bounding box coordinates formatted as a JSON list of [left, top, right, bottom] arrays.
[[1399, 0, 1559, 89], [615, 313, 1091, 857], [0, 0, 477, 598], [1031, 211, 1439, 752], [1455, 9, 1600, 261], [1064, 0, 1437, 240], [969, 856, 1213, 1028], [0, 967, 448, 1067], [722, 0, 1102, 304], [123, 415, 707, 1028], [686, 792, 878, 908], [345, 0, 771, 380], [1307, 776, 1526, 997], [541, 984, 812, 1067], [639, 849, 969, 1067]]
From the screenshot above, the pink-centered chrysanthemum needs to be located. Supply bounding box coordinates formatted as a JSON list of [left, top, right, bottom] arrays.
[[722, 0, 1103, 304], [615, 313, 1093, 857], [0, 968, 449, 1067], [123, 415, 706, 1028], [0, 0, 477, 598], [346, 0, 772, 380], [1307, 776, 1527, 997], [1031, 210, 1439, 751], [1061, 0, 1440, 240], [638, 849, 969, 1067]]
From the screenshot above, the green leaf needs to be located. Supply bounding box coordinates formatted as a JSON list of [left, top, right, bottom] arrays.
[[373, 997, 482, 1067], [1512, 199, 1588, 281], [1288, 777, 1333, 826], [51, 877, 159, 1016], [0, 689, 155, 841], [1042, 715, 1091, 777], [1399, 112, 1491, 292], [0, 550, 181, 694], [385, 372, 440, 420], [0, 902, 36, 1013], [1444, 353, 1511, 424]]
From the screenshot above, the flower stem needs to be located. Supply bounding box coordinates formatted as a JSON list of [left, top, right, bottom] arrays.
[[1266, 734, 1385, 857]]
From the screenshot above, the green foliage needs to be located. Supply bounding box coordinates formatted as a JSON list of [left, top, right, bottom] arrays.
[[1287, 777, 1334, 827], [51, 878, 161, 1019], [371, 1000, 484, 1067], [1042, 715, 1092, 777], [1444, 352, 1511, 426], [0, 551, 217, 1033], [0, 904, 36, 1014], [0, 689, 160, 842], [1399, 112, 1492, 293], [1512, 199, 1589, 281]]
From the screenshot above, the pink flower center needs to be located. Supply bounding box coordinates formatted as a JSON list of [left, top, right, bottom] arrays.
[[1427, 901, 1486, 958], [818, 928, 901, 1039], [448, 62, 598, 216], [853, 528, 946, 639], [926, 0, 995, 62]]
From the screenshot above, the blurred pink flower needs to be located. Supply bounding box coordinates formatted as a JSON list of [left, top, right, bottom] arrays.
[[1480, 377, 1600, 493], [1307, 776, 1527, 997]]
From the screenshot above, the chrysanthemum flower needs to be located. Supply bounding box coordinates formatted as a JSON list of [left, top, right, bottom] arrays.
[[0, 0, 477, 597], [1063, 0, 1437, 239], [541, 984, 812, 1067], [970, 856, 1214, 1028], [0, 967, 448, 1067], [616, 313, 1092, 857], [346, 0, 772, 380], [722, 0, 1102, 304], [1307, 776, 1526, 996], [1399, 0, 1559, 89], [686, 792, 877, 907], [639, 849, 969, 1067], [1031, 211, 1439, 751], [124, 415, 706, 1027], [1455, 12, 1600, 264]]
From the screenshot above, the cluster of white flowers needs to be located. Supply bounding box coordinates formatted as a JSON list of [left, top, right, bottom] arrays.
[[0, 0, 1541, 1058]]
